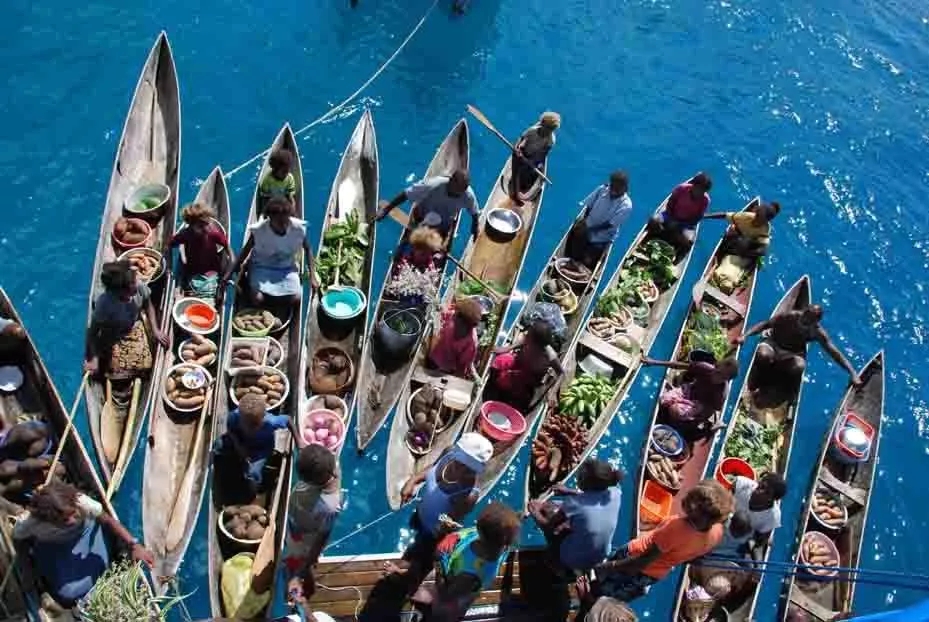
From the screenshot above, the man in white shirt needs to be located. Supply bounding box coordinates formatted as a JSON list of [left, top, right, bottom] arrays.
[[732, 472, 786, 556], [567, 171, 633, 268]]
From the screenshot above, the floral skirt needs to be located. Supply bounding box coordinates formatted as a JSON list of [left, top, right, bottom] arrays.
[[108, 320, 153, 378]]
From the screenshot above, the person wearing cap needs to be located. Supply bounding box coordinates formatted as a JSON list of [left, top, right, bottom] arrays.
[[704, 201, 780, 258], [528, 459, 623, 577], [567, 172, 633, 269], [509, 112, 560, 205], [374, 170, 480, 241], [283, 444, 343, 608], [396, 432, 493, 582]]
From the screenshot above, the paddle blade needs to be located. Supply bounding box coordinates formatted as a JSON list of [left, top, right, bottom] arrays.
[[387, 208, 411, 229], [692, 280, 707, 306], [466, 104, 495, 132], [100, 382, 121, 464]]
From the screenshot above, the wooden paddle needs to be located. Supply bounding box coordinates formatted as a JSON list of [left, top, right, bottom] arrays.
[[101, 380, 118, 464], [384, 209, 505, 303], [106, 377, 141, 500], [692, 280, 707, 306], [163, 390, 213, 553], [42, 372, 91, 488], [466, 104, 553, 186], [249, 457, 286, 595]]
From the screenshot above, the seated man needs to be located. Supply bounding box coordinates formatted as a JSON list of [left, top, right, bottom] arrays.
[[567, 171, 633, 268], [733, 303, 861, 386], [648, 173, 712, 253], [485, 320, 564, 413], [705, 201, 780, 258], [211, 393, 295, 505], [376, 170, 480, 241]]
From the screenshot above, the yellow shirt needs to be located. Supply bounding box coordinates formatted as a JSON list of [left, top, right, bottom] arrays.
[[727, 211, 770, 243]]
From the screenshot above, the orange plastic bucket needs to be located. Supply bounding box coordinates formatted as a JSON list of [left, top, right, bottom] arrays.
[[716, 457, 756, 491], [640, 480, 673, 527]]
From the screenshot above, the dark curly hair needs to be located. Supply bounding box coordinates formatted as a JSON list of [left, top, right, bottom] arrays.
[[476, 502, 520, 554], [297, 444, 336, 486], [682, 479, 733, 527], [100, 260, 135, 292], [264, 196, 295, 218], [30, 480, 81, 525], [577, 458, 623, 492], [268, 149, 293, 173]]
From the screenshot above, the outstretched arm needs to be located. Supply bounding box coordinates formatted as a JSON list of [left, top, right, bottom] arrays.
[[640, 353, 689, 371], [734, 318, 773, 344], [217, 236, 254, 303], [817, 328, 861, 384], [375, 191, 409, 220]]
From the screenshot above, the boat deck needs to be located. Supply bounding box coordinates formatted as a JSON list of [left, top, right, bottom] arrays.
[[308, 548, 578, 621]]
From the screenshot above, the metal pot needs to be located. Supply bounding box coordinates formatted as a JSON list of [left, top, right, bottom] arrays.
[[484, 207, 523, 243]]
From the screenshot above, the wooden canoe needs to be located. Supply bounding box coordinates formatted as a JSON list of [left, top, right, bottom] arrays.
[[385, 152, 548, 510], [354, 119, 470, 451], [633, 197, 762, 538], [780, 352, 884, 622], [141, 167, 230, 594], [207, 124, 304, 620], [671, 275, 811, 622], [0, 288, 118, 619], [522, 177, 704, 509], [298, 110, 378, 458], [455, 206, 616, 502], [83, 31, 181, 495]]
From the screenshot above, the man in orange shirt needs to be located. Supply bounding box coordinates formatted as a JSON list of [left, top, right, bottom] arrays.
[[576, 480, 733, 612]]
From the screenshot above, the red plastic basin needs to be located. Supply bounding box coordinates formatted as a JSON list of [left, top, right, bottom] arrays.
[[478, 401, 526, 443], [716, 457, 756, 491]]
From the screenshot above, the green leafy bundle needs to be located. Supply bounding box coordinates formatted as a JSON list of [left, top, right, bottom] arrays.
[[558, 373, 617, 428], [77, 560, 189, 621], [682, 310, 729, 360], [317, 211, 369, 288], [723, 415, 783, 471]]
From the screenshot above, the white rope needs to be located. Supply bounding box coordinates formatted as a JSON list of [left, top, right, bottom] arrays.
[[220, 0, 441, 182]]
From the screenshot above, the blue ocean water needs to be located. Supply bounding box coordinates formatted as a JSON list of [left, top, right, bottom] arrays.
[[3, 0, 928, 619]]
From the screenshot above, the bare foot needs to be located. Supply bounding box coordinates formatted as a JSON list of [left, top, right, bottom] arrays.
[[384, 561, 409, 576]]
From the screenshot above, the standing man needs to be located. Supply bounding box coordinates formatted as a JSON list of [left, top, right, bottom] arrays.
[[567, 171, 633, 268], [374, 170, 480, 242]]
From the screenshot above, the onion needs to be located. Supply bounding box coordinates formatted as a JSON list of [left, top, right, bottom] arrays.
[[325, 434, 340, 448], [315, 428, 329, 441], [310, 414, 327, 428], [327, 419, 341, 433]]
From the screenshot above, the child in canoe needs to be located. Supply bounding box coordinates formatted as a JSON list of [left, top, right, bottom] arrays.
[[258, 149, 297, 215], [169, 202, 233, 298], [83, 261, 169, 377], [212, 393, 297, 506], [398, 223, 445, 272]]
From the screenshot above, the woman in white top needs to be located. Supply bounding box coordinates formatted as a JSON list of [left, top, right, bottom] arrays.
[[12, 481, 152, 608], [218, 196, 319, 306]]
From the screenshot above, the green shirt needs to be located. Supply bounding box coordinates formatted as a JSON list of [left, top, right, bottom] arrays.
[[259, 172, 296, 201]]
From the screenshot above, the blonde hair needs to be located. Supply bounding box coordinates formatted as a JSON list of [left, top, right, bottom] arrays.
[[409, 226, 443, 253], [539, 111, 561, 130], [181, 202, 217, 225]]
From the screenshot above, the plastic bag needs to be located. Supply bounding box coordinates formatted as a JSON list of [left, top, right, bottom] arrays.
[[221, 553, 271, 619]]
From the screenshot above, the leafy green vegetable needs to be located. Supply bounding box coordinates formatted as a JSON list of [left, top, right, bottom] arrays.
[[681, 309, 729, 361], [723, 415, 783, 472], [458, 279, 507, 297], [317, 211, 369, 288], [77, 560, 189, 621], [558, 373, 616, 428]]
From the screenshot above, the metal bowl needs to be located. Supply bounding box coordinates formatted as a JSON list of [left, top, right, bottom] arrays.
[[485, 208, 523, 243], [468, 294, 494, 317]]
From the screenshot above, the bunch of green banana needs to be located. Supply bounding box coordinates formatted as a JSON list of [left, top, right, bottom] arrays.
[[558, 373, 616, 428]]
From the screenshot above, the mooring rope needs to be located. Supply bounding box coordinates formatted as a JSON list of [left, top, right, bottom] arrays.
[[219, 0, 441, 182]]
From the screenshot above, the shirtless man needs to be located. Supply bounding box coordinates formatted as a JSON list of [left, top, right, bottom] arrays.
[[732, 304, 861, 386]]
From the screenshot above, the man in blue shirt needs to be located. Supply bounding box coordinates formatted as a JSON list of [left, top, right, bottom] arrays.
[[567, 171, 633, 268], [374, 170, 480, 241]]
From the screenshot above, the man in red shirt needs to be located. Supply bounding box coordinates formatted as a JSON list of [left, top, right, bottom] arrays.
[[648, 172, 713, 254], [575, 479, 733, 613]]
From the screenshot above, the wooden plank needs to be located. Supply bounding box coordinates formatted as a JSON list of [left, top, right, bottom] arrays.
[[315, 571, 517, 594], [578, 332, 635, 369], [703, 284, 747, 317], [819, 468, 867, 507], [410, 367, 475, 396], [791, 585, 838, 621], [314, 587, 521, 617]]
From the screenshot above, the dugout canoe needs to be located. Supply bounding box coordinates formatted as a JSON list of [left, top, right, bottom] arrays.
[[354, 120, 470, 451], [207, 124, 304, 620], [0, 288, 118, 619], [142, 166, 230, 594], [633, 197, 763, 540], [522, 176, 704, 510], [297, 110, 378, 459], [456, 204, 616, 502], [780, 352, 884, 622], [385, 151, 548, 510], [83, 31, 181, 496], [672, 275, 811, 622]]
